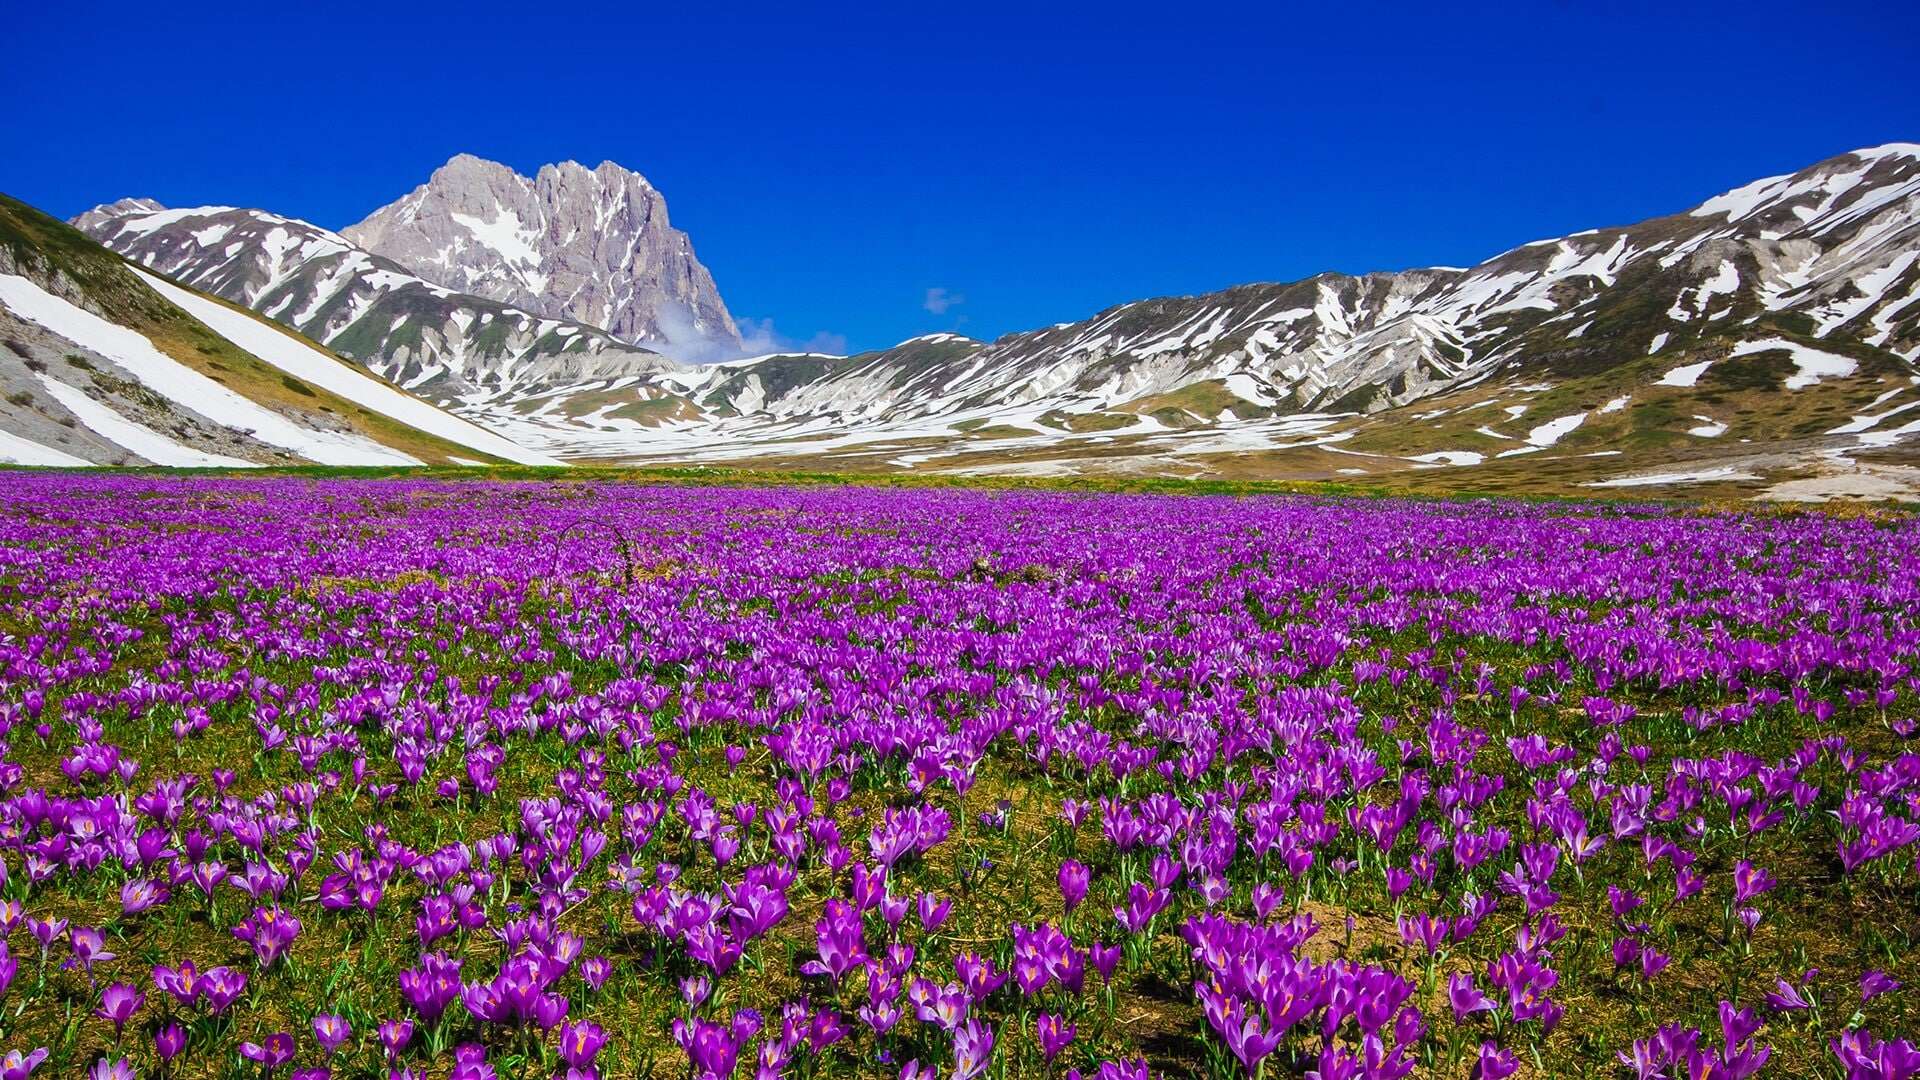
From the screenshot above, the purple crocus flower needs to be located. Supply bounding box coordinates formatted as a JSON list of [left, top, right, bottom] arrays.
[[1718, 1001, 1764, 1051], [154, 1022, 186, 1062], [450, 1044, 496, 1080], [799, 899, 867, 983], [312, 1014, 351, 1056], [378, 1018, 414, 1060], [1449, 972, 1497, 1021], [1733, 860, 1777, 903], [1763, 978, 1812, 1012], [1863, 970, 1903, 1003], [723, 879, 789, 942], [1113, 883, 1167, 935], [1397, 913, 1449, 956], [1674, 866, 1705, 902], [26, 917, 67, 956], [1195, 983, 1280, 1073], [86, 1059, 134, 1080], [557, 1020, 607, 1069], [951, 1018, 995, 1080], [681, 975, 711, 1008], [153, 961, 204, 1008], [1036, 1013, 1076, 1063], [1089, 943, 1121, 984], [671, 1011, 762, 1080], [955, 951, 1007, 1001], [201, 967, 248, 1015], [239, 1032, 295, 1071], [1469, 1042, 1518, 1080], [917, 893, 952, 932], [0, 1049, 47, 1080], [579, 956, 611, 992], [398, 952, 463, 1022], [121, 880, 169, 917], [1832, 1029, 1920, 1080], [1251, 882, 1286, 921], [95, 982, 145, 1036], [1058, 860, 1089, 913], [232, 907, 303, 969]]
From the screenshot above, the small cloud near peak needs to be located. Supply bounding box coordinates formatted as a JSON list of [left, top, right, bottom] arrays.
[[923, 287, 964, 315]]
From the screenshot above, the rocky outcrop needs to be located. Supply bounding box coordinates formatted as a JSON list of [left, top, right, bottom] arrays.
[[343, 155, 740, 359]]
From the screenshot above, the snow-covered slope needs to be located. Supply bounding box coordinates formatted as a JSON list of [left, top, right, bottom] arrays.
[[1, 193, 560, 468], [72, 202, 682, 406], [133, 270, 554, 465]]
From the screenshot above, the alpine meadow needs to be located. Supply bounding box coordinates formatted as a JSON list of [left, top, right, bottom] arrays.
[[3, 4, 1920, 1078]]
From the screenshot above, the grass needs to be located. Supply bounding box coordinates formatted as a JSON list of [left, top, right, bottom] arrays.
[[1038, 410, 1142, 434], [15, 459, 1901, 523], [1118, 381, 1262, 425]]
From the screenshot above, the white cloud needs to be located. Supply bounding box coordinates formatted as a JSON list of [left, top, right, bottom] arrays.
[[734, 316, 848, 359], [648, 302, 846, 362], [923, 286, 964, 315]]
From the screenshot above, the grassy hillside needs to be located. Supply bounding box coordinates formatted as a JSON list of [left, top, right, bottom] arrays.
[[0, 193, 512, 465]]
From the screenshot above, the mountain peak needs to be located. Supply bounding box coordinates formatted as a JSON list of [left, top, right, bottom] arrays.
[[343, 155, 733, 357], [436, 152, 511, 174], [1852, 141, 1920, 160], [590, 159, 654, 189], [1687, 140, 1920, 223], [70, 197, 166, 232]]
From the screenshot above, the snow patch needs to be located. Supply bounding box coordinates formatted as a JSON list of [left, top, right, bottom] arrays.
[[1728, 337, 1858, 390], [191, 223, 234, 247], [1657, 361, 1713, 387], [1526, 412, 1586, 447], [451, 208, 542, 268], [0, 427, 89, 467], [35, 375, 255, 467], [1588, 466, 1758, 488], [1408, 450, 1484, 466]]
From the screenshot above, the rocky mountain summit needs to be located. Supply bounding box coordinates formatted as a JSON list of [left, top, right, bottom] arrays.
[[342, 155, 739, 359]]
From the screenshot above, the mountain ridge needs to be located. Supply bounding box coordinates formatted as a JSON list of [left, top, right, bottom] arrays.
[[62, 142, 1920, 497]]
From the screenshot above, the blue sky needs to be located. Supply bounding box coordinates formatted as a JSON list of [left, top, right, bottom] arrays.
[[6, 1, 1917, 355]]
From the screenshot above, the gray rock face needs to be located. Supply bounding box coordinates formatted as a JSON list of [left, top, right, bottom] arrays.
[[342, 155, 741, 359]]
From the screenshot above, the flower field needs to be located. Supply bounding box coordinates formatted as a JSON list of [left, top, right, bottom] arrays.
[[0, 474, 1916, 1079]]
